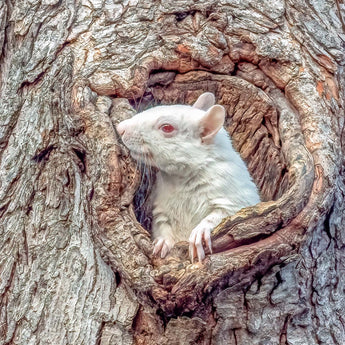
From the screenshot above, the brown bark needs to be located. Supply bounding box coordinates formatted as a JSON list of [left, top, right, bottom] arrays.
[[0, 0, 344, 344]]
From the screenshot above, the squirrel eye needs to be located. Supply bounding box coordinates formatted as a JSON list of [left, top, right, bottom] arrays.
[[159, 124, 175, 133]]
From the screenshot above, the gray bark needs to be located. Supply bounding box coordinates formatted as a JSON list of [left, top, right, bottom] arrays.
[[0, 0, 344, 344]]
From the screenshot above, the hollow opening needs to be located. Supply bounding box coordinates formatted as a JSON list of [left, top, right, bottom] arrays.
[[127, 67, 289, 238]]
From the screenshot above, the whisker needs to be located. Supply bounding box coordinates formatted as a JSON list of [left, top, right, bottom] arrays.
[[134, 151, 148, 210]]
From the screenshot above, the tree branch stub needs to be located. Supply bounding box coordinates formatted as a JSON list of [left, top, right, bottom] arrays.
[[87, 40, 327, 316]]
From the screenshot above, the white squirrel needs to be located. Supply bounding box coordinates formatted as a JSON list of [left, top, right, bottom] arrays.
[[117, 92, 260, 262]]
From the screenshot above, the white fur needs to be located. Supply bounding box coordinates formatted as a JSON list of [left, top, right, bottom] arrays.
[[117, 93, 260, 262]]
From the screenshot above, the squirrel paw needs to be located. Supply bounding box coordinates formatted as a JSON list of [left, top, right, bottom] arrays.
[[153, 237, 175, 258], [189, 223, 213, 263]]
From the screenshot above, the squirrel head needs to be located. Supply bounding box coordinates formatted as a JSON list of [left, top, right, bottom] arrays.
[[117, 93, 227, 174]]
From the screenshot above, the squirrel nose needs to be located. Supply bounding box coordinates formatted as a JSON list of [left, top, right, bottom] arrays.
[[116, 122, 126, 136]]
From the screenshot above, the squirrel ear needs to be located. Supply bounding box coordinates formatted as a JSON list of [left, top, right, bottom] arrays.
[[200, 105, 226, 144], [193, 92, 215, 111]]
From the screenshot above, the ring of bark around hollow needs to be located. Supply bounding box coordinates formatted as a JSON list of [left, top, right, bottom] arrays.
[[130, 70, 314, 256], [87, 54, 319, 315]]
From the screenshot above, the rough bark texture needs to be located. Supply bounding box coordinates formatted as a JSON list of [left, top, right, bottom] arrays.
[[0, 0, 344, 344]]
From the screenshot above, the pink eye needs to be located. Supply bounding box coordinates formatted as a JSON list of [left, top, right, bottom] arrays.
[[159, 124, 175, 133]]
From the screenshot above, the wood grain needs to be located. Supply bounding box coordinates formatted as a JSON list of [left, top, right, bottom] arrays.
[[0, 0, 344, 344]]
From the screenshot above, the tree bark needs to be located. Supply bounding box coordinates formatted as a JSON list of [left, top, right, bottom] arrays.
[[0, 0, 344, 344]]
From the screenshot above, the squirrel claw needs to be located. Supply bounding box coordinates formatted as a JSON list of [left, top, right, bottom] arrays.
[[189, 224, 213, 262], [153, 237, 174, 258]]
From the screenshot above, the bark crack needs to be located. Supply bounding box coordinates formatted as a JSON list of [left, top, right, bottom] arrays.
[[32, 145, 56, 163]]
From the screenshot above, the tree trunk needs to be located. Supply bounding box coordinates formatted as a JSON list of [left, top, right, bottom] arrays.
[[0, 0, 344, 344]]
